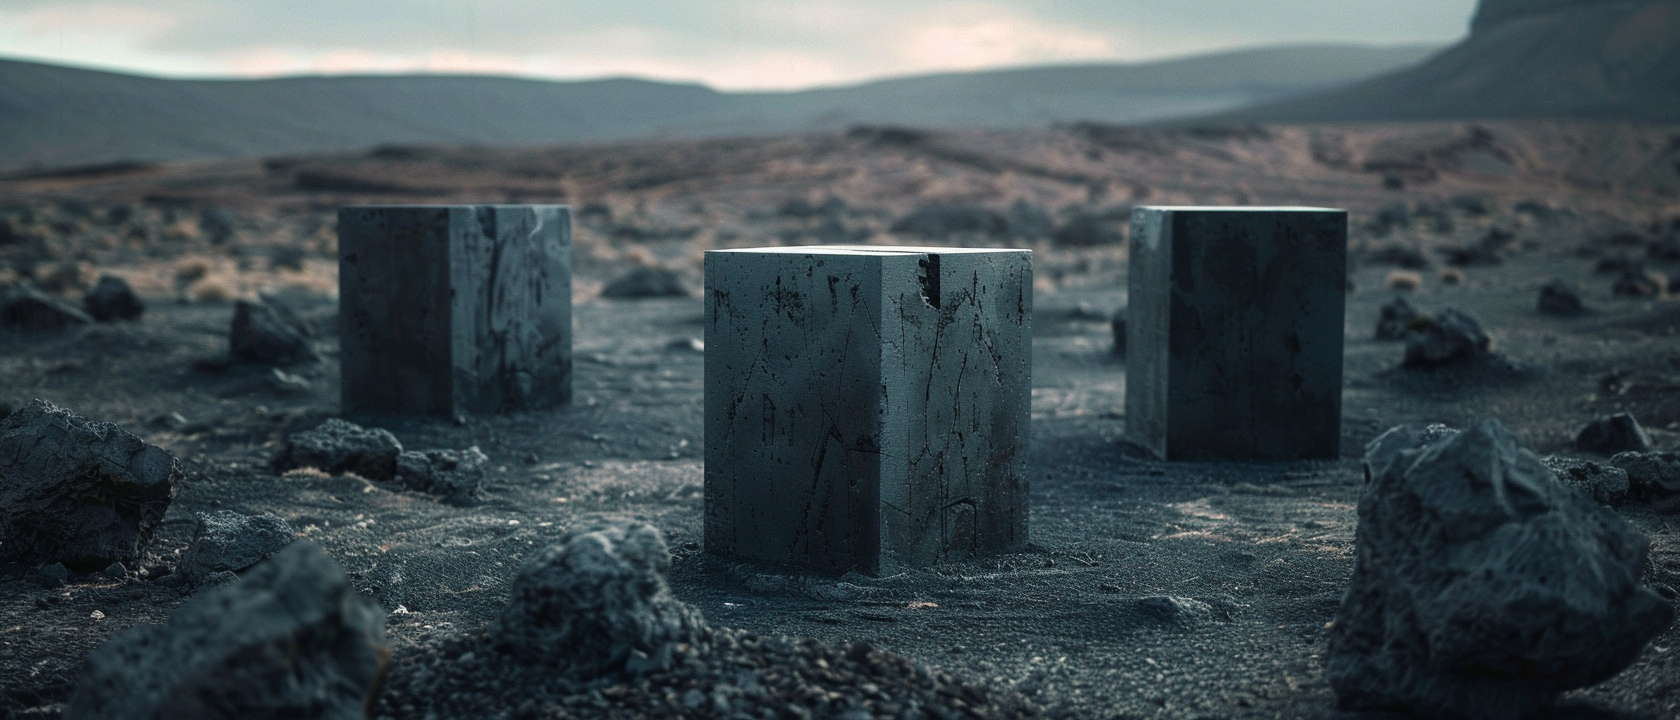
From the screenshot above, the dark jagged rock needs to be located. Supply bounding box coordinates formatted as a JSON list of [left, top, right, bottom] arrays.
[[1538, 279, 1585, 315], [395, 447, 488, 505], [1374, 295, 1427, 341], [1542, 456, 1629, 505], [274, 418, 403, 481], [1328, 422, 1672, 720], [1611, 267, 1665, 298], [198, 207, 237, 244], [0, 284, 92, 331], [1006, 199, 1053, 240], [1402, 308, 1491, 366], [1609, 451, 1680, 499], [64, 541, 389, 720], [495, 522, 707, 675], [1366, 245, 1429, 269], [0, 399, 178, 570], [230, 299, 316, 365], [176, 511, 296, 587], [83, 275, 144, 322], [1050, 212, 1125, 247], [600, 267, 688, 299], [1575, 412, 1653, 455]]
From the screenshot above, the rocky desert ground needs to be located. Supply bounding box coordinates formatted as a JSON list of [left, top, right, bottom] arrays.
[[2, 120, 1680, 719]]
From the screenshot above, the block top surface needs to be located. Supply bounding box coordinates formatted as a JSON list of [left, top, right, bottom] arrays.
[[1133, 206, 1343, 213], [708, 244, 1029, 257]]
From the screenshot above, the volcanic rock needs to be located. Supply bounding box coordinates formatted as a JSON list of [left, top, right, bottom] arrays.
[[1374, 295, 1426, 340], [1541, 456, 1629, 505], [1608, 450, 1680, 499], [1575, 412, 1653, 455], [1051, 212, 1125, 247], [1538, 279, 1585, 315], [1402, 308, 1490, 366], [83, 275, 144, 322], [495, 522, 707, 675], [64, 540, 389, 720], [176, 511, 296, 587], [1367, 244, 1429, 269], [1612, 267, 1665, 298], [1327, 421, 1672, 719], [0, 284, 92, 331], [274, 418, 402, 481], [600, 267, 687, 299], [394, 446, 488, 505], [230, 299, 316, 365], [0, 399, 178, 570]]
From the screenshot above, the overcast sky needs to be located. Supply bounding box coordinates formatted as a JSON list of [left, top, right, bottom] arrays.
[[0, 0, 1479, 90]]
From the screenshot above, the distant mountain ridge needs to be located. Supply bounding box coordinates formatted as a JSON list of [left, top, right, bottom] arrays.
[[1225, 0, 1680, 123], [0, 44, 1437, 170]]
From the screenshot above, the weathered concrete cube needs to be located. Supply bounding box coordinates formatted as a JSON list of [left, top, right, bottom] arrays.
[[1126, 207, 1346, 460], [339, 205, 572, 417], [705, 246, 1031, 575]]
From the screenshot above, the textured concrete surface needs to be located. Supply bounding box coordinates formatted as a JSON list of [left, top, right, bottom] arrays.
[[1127, 207, 1347, 460], [339, 205, 572, 417], [704, 246, 1031, 575]]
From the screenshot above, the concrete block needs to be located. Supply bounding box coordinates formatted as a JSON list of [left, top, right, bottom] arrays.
[[705, 245, 1031, 575], [338, 205, 572, 417], [1126, 207, 1346, 460]]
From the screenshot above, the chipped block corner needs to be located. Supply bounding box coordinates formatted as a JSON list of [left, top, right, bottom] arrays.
[[704, 246, 1031, 575], [1126, 207, 1347, 461], [338, 205, 573, 417]]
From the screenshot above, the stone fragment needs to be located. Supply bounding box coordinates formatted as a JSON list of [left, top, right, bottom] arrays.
[[1575, 412, 1653, 455], [1541, 456, 1629, 505], [1328, 422, 1672, 720], [83, 275, 144, 321], [267, 368, 312, 394], [495, 522, 706, 675], [1402, 308, 1491, 367], [1538, 279, 1584, 315], [1127, 207, 1346, 460], [1374, 295, 1426, 341], [177, 511, 296, 587], [1609, 450, 1680, 499], [705, 246, 1032, 574], [339, 205, 572, 416], [1611, 267, 1665, 298], [198, 207, 237, 244], [274, 418, 402, 481], [64, 541, 389, 720], [0, 400, 178, 570], [0, 284, 92, 330], [1135, 595, 1214, 626], [230, 299, 316, 365], [601, 267, 687, 299], [395, 447, 488, 505]]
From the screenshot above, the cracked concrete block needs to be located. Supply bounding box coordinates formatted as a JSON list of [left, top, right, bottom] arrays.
[[1126, 207, 1347, 460], [339, 205, 572, 416], [704, 245, 1031, 575]]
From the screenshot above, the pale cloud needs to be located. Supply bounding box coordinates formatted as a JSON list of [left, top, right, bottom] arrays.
[[903, 17, 1117, 71], [0, 0, 1480, 89]]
